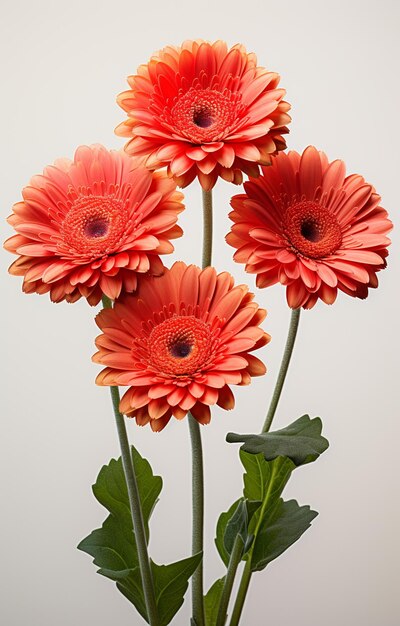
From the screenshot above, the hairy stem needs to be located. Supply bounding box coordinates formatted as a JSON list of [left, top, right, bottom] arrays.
[[229, 308, 302, 624], [102, 295, 160, 626], [228, 559, 252, 626], [202, 188, 213, 268], [188, 412, 205, 626], [189, 188, 213, 626], [216, 536, 244, 626], [229, 462, 278, 626], [262, 308, 301, 433]]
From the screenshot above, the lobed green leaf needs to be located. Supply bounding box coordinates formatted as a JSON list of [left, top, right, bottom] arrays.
[[251, 499, 318, 571], [241, 451, 295, 505], [78, 446, 197, 625], [227, 414, 329, 466], [215, 499, 242, 567], [152, 553, 203, 626], [215, 449, 318, 580]]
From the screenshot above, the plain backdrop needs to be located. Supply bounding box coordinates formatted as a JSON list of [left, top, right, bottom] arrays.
[[1, 1, 399, 625]]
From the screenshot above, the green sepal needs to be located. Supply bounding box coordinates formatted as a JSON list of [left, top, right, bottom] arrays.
[[227, 414, 329, 466]]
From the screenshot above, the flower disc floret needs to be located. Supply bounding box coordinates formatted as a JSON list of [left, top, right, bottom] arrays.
[[283, 201, 343, 259], [169, 88, 243, 144], [59, 195, 130, 258], [145, 316, 217, 376]]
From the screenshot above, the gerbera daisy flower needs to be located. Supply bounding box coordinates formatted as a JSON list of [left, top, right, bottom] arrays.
[[93, 262, 269, 431], [5, 145, 184, 304], [116, 40, 290, 191], [227, 146, 392, 309]]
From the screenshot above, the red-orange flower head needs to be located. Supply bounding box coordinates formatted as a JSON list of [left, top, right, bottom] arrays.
[[116, 40, 291, 191], [227, 146, 392, 309], [93, 262, 270, 431], [4, 145, 184, 304]]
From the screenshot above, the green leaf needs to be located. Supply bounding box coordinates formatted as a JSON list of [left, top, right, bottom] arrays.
[[77, 514, 136, 570], [152, 553, 203, 626], [215, 499, 241, 567], [251, 499, 318, 571], [204, 578, 226, 626], [78, 447, 197, 625], [78, 446, 162, 574], [239, 452, 318, 572], [240, 449, 270, 501], [241, 451, 295, 503], [92, 446, 162, 538], [222, 499, 259, 557], [215, 448, 320, 577], [223, 500, 247, 555], [242, 453, 295, 545], [100, 559, 203, 626], [216, 454, 294, 568], [227, 414, 329, 466], [98, 567, 147, 622]]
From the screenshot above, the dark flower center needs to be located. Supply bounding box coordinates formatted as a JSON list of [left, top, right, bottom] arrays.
[[193, 108, 214, 128], [144, 315, 217, 376], [59, 195, 129, 258], [170, 340, 193, 358], [300, 219, 323, 243], [169, 87, 243, 143], [283, 201, 342, 259], [84, 217, 110, 239]]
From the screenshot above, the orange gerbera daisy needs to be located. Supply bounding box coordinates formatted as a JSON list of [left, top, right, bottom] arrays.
[[116, 40, 290, 191], [227, 146, 392, 309], [5, 145, 184, 304], [93, 262, 269, 431]]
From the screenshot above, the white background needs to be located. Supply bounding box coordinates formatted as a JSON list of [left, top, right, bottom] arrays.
[[1, 1, 399, 624]]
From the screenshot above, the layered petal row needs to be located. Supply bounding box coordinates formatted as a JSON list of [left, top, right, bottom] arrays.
[[5, 145, 184, 304], [93, 262, 270, 430], [116, 40, 290, 190], [227, 146, 392, 308]]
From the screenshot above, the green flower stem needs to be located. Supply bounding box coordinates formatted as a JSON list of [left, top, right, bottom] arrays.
[[261, 307, 301, 433], [188, 188, 213, 626], [202, 188, 213, 268], [215, 536, 244, 626], [229, 463, 279, 626], [188, 412, 205, 626], [228, 560, 252, 626], [101, 296, 160, 626], [229, 310, 301, 625]]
